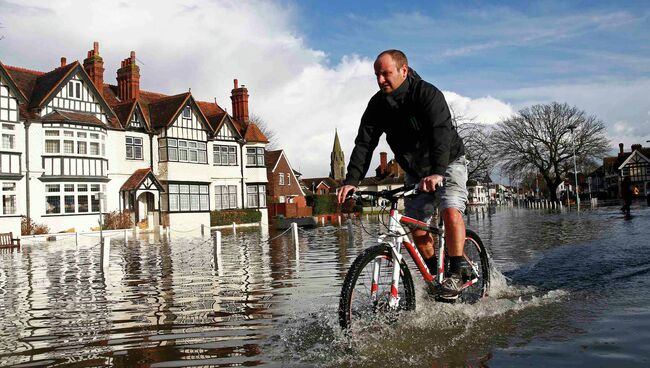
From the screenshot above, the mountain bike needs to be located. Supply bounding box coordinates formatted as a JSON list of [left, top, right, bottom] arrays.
[[338, 184, 490, 329]]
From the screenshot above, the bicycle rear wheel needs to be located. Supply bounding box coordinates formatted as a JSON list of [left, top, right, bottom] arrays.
[[457, 229, 490, 303], [338, 244, 416, 330]]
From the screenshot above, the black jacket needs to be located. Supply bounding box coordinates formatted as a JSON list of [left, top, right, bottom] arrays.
[[344, 68, 465, 185]]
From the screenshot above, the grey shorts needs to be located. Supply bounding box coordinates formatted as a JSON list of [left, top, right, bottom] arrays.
[[404, 155, 469, 222]]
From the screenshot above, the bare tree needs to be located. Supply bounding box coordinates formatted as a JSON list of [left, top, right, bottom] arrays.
[[249, 113, 278, 151], [451, 107, 495, 181], [491, 102, 610, 202]]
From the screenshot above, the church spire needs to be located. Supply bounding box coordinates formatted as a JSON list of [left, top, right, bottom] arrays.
[[330, 129, 346, 181]]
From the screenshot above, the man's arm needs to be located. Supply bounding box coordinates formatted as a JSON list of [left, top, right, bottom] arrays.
[[344, 107, 382, 186], [421, 84, 453, 176]]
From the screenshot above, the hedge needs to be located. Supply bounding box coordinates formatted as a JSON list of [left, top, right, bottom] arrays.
[[211, 208, 262, 226]]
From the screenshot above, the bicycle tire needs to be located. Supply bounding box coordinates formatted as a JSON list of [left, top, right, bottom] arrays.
[[338, 244, 416, 330], [457, 229, 490, 303]]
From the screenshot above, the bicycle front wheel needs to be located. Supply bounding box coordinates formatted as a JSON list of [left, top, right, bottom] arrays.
[[338, 244, 416, 330]]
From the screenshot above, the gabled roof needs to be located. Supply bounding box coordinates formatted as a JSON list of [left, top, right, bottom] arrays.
[[28, 62, 79, 108], [111, 100, 151, 131], [243, 123, 269, 143], [265, 149, 306, 196], [4, 61, 117, 123], [618, 149, 650, 170], [301, 177, 341, 191], [148, 93, 212, 134], [265, 150, 283, 173], [0, 61, 28, 104], [41, 110, 105, 127], [120, 168, 164, 192]]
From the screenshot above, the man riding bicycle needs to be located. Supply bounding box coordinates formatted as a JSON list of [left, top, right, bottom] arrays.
[[337, 49, 469, 299]]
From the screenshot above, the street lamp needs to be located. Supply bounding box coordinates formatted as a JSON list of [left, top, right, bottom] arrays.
[[567, 124, 580, 211]]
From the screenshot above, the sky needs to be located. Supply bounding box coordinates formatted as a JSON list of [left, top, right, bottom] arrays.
[[0, 0, 648, 178]]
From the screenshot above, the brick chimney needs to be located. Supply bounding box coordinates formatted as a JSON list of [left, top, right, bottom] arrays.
[[380, 152, 388, 175], [631, 144, 642, 152], [83, 42, 104, 96], [60, 57, 67, 67], [619, 143, 624, 156], [116, 51, 140, 101], [231, 79, 249, 123]]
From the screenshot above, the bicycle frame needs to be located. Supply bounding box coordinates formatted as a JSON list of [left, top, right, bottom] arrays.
[[370, 197, 480, 308]]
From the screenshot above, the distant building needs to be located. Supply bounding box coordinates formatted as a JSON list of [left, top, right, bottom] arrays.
[[330, 129, 346, 181], [602, 143, 650, 198], [265, 149, 311, 218]]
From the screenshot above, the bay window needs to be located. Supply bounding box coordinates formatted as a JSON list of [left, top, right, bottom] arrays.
[[159, 138, 207, 163], [44, 183, 103, 215]]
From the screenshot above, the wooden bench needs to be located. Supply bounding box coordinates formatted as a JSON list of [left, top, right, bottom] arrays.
[[0, 232, 20, 249]]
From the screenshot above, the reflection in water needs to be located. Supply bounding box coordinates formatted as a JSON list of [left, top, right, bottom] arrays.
[[0, 206, 649, 367]]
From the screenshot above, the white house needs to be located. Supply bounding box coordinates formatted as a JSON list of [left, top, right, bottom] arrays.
[[0, 42, 268, 236]]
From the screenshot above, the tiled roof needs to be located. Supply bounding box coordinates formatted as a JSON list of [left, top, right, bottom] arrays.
[[3, 64, 43, 100], [41, 110, 105, 127], [120, 168, 159, 191], [196, 100, 228, 133], [111, 100, 137, 129], [243, 123, 269, 143], [301, 177, 341, 190], [264, 150, 283, 174], [28, 62, 79, 108], [148, 92, 191, 130]]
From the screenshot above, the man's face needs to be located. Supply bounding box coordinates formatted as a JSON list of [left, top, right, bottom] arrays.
[[374, 54, 408, 93]]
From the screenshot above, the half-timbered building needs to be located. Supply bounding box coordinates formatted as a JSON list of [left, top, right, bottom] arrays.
[[0, 42, 268, 235]]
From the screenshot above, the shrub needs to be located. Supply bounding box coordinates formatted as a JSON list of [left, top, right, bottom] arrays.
[[210, 209, 262, 226], [102, 210, 133, 230], [309, 194, 341, 215], [21, 216, 50, 235]]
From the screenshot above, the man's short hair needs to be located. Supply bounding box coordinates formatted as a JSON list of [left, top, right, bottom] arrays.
[[377, 49, 408, 68]]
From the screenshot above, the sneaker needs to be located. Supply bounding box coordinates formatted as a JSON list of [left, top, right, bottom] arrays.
[[438, 274, 463, 300]]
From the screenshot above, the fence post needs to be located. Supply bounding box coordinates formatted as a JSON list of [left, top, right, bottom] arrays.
[[337, 215, 341, 227], [75, 232, 78, 247], [321, 217, 325, 226], [291, 222, 299, 247], [213, 230, 222, 258], [201, 224, 205, 238], [101, 237, 110, 273], [232, 222, 236, 235]]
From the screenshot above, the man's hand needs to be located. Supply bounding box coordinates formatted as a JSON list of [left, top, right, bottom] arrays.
[[337, 185, 358, 204], [419, 174, 444, 192]]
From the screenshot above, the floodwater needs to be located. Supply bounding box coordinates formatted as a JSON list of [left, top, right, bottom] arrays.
[[1, 204, 649, 367]]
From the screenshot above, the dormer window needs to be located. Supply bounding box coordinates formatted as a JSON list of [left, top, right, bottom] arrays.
[[182, 106, 191, 119], [67, 80, 82, 100]]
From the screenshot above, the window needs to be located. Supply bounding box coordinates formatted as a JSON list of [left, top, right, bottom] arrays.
[[247, 184, 266, 208], [279, 173, 284, 185], [246, 147, 265, 167], [64, 140, 74, 154], [129, 111, 142, 128], [159, 138, 207, 163], [68, 80, 82, 99], [126, 136, 143, 160], [45, 140, 60, 153], [182, 106, 192, 119], [213, 145, 237, 166], [42, 127, 105, 156], [0, 86, 18, 122], [89, 142, 99, 155], [166, 183, 209, 212], [287, 173, 291, 186], [1, 182, 16, 215], [44, 183, 102, 215], [215, 185, 237, 210]]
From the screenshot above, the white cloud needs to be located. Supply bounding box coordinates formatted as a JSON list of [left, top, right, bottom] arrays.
[[0, 0, 519, 177], [443, 91, 515, 124]]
